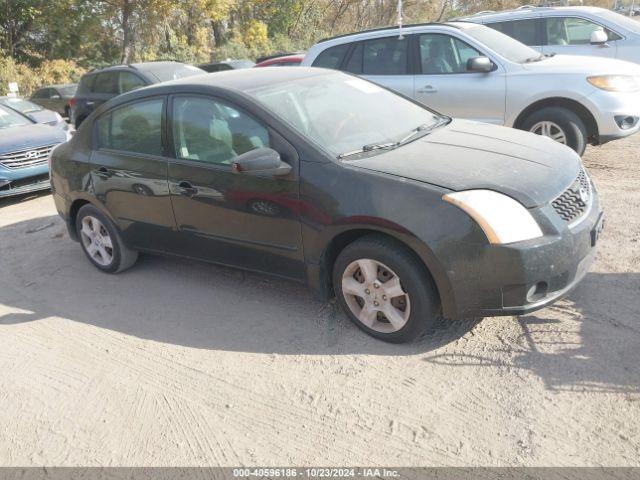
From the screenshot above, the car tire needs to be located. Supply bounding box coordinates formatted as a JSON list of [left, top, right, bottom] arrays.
[[521, 107, 588, 156], [332, 235, 440, 343], [76, 204, 138, 273]]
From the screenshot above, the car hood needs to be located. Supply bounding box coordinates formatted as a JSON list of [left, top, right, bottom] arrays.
[[347, 119, 581, 208], [0, 123, 66, 153], [521, 54, 640, 75]]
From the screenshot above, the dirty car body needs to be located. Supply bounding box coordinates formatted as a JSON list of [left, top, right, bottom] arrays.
[[50, 68, 603, 341]]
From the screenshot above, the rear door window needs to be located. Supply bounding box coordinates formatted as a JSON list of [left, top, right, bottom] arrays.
[[362, 36, 408, 75], [94, 71, 120, 95], [312, 43, 350, 69], [488, 18, 541, 46], [96, 98, 164, 156]]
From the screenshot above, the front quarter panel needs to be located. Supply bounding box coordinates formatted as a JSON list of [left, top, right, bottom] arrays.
[[300, 160, 488, 319]]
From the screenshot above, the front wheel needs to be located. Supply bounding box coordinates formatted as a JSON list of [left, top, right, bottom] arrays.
[[76, 204, 138, 273], [521, 107, 588, 156], [333, 235, 440, 343]]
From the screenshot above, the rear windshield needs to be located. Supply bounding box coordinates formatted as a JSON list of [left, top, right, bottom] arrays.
[[0, 105, 32, 128], [140, 64, 204, 82], [58, 85, 77, 96]]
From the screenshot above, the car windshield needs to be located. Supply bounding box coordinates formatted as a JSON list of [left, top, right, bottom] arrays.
[[0, 105, 32, 128], [463, 24, 543, 63], [141, 63, 205, 82], [246, 73, 444, 158], [1, 98, 43, 114], [58, 85, 77, 96], [600, 10, 640, 34]]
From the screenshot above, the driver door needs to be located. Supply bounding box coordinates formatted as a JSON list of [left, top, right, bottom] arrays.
[[413, 33, 506, 125], [166, 95, 305, 280]]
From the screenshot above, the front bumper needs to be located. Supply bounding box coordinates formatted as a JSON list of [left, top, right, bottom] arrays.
[[0, 163, 50, 198], [584, 89, 640, 142], [446, 188, 603, 319]]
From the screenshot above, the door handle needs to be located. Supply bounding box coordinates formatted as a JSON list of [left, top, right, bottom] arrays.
[[176, 181, 198, 197], [86, 101, 95, 106], [417, 85, 437, 94]]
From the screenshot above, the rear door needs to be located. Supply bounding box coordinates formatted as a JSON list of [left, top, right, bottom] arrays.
[[542, 16, 619, 58], [91, 96, 175, 251], [166, 94, 305, 279], [413, 32, 506, 124]]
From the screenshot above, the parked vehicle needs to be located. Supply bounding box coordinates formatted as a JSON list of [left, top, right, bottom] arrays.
[[50, 68, 603, 343], [460, 6, 640, 64], [198, 60, 255, 72], [255, 54, 305, 67], [0, 104, 68, 197], [0, 96, 71, 133], [71, 61, 204, 128], [302, 21, 640, 155], [30, 83, 77, 118]]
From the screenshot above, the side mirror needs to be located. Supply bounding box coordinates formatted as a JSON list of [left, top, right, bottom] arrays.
[[232, 147, 291, 177], [590, 29, 608, 45], [466, 56, 494, 73]]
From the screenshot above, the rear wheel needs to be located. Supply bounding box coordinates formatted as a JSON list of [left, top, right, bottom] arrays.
[[76, 204, 138, 273], [521, 107, 587, 156], [333, 235, 439, 343]]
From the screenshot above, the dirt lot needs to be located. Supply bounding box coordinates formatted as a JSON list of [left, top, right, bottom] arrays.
[[0, 135, 638, 467]]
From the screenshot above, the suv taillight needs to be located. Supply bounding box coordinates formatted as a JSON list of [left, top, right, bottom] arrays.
[[68, 98, 76, 108]]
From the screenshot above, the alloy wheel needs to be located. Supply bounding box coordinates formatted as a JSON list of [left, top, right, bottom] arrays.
[[529, 121, 567, 144], [80, 215, 114, 266], [341, 258, 411, 333]]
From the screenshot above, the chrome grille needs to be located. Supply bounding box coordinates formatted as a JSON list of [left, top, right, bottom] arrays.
[[0, 144, 57, 169], [552, 168, 592, 223]]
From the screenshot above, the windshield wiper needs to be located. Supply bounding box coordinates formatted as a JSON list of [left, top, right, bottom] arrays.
[[338, 119, 449, 160]]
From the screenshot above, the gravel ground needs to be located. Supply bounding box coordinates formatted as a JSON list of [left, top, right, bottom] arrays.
[[0, 135, 638, 466]]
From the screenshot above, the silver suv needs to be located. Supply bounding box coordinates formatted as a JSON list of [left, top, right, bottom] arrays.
[[461, 6, 640, 64], [302, 22, 640, 155]]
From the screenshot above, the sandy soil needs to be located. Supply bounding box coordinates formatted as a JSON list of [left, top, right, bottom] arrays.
[[0, 135, 638, 466]]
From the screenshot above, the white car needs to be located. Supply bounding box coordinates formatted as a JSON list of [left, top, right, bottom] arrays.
[[302, 21, 640, 155], [461, 6, 640, 64]]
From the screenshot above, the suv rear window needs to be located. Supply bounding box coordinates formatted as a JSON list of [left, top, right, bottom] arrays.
[[94, 72, 119, 94], [312, 44, 350, 69], [362, 36, 408, 75]]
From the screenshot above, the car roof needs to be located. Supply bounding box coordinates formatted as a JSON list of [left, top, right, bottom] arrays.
[[83, 61, 188, 76], [459, 5, 608, 22], [317, 21, 467, 44], [256, 54, 305, 66], [112, 67, 332, 102]]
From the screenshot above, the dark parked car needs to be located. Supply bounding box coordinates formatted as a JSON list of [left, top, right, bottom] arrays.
[[198, 59, 255, 72], [30, 84, 77, 118], [255, 54, 305, 68], [71, 61, 204, 128], [0, 104, 67, 197], [0, 96, 71, 133], [50, 68, 603, 343]]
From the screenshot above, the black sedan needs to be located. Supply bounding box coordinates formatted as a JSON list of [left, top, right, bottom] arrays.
[[50, 68, 603, 343]]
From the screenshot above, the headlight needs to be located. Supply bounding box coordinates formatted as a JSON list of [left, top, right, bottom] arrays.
[[443, 190, 543, 244], [587, 75, 640, 92]]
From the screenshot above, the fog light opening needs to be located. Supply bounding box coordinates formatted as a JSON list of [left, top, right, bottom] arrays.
[[526, 281, 548, 303], [615, 115, 639, 130]]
